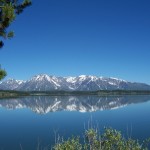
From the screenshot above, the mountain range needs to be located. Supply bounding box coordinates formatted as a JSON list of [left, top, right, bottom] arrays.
[[0, 74, 150, 91]]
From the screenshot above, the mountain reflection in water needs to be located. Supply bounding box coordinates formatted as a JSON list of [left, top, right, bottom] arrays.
[[0, 95, 150, 114]]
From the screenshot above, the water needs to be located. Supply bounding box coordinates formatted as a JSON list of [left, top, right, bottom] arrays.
[[0, 95, 150, 149]]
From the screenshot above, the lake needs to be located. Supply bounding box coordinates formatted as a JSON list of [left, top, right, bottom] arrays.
[[0, 95, 150, 150]]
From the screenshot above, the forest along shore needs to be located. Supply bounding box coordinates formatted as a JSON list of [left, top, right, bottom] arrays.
[[0, 90, 29, 99], [1, 90, 150, 99]]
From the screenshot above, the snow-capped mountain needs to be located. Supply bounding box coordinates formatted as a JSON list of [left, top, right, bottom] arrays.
[[0, 95, 150, 114], [0, 79, 24, 90], [0, 74, 150, 91]]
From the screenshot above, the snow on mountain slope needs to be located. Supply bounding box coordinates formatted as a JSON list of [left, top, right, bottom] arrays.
[[0, 79, 25, 90], [0, 74, 150, 91], [18, 74, 62, 91]]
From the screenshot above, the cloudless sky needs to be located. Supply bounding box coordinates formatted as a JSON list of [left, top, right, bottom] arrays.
[[0, 0, 150, 84]]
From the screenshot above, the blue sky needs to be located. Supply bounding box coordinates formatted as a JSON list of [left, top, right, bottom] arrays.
[[0, 0, 150, 84]]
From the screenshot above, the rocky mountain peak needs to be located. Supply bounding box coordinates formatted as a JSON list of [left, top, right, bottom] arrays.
[[0, 74, 150, 91]]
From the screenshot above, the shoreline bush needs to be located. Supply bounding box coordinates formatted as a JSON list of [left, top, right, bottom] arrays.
[[53, 128, 150, 150]]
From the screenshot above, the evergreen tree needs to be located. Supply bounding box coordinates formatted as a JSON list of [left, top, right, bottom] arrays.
[[0, 0, 31, 80], [0, 0, 31, 48], [0, 68, 6, 80]]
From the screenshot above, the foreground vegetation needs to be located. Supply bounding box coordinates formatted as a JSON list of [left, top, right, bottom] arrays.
[[0, 0, 31, 48], [53, 128, 150, 150], [0, 69, 7, 80], [1, 90, 150, 99]]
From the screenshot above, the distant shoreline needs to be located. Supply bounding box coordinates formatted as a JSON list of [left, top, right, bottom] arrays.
[[1, 90, 150, 99]]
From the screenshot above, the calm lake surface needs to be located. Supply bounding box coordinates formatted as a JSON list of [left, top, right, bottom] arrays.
[[0, 95, 150, 150]]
